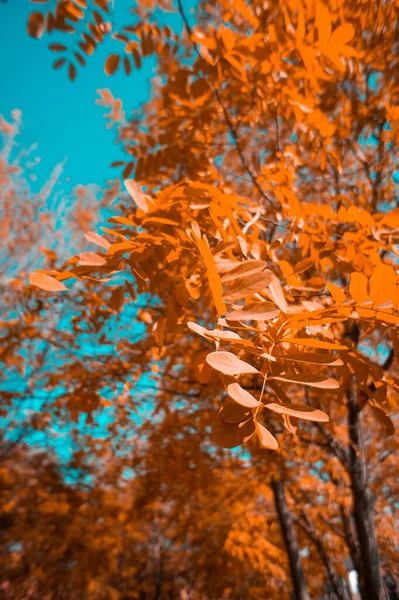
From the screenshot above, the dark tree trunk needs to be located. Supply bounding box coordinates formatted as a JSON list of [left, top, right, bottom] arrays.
[[296, 513, 349, 600], [272, 478, 310, 600], [346, 387, 386, 600]]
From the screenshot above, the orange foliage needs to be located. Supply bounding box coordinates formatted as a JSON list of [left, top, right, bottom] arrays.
[[7, 0, 399, 597]]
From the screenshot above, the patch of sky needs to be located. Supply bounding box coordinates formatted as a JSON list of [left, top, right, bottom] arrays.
[[0, 1, 156, 190]]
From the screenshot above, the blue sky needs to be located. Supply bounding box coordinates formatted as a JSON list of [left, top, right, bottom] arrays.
[[0, 0, 154, 189]]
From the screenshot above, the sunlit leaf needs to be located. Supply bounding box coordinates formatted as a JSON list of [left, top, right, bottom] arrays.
[[265, 402, 329, 422], [223, 271, 274, 302], [221, 260, 267, 283], [78, 252, 107, 266], [227, 383, 260, 408], [227, 301, 280, 322], [280, 353, 343, 366], [29, 273, 67, 292], [206, 351, 259, 375], [270, 373, 340, 389], [254, 421, 278, 450], [282, 338, 347, 351]]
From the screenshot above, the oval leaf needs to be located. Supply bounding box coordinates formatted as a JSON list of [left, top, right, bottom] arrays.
[[270, 373, 340, 389], [220, 402, 250, 424], [27, 11, 45, 38], [29, 273, 67, 292], [206, 351, 259, 375], [85, 231, 111, 250], [265, 402, 329, 422], [211, 414, 255, 449], [78, 252, 107, 266], [283, 337, 347, 351], [223, 271, 274, 302], [124, 179, 150, 212], [204, 329, 242, 341], [254, 421, 278, 450], [281, 353, 343, 366], [227, 301, 280, 322], [227, 383, 260, 408], [221, 260, 267, 283], [105, 54, 120, 75]]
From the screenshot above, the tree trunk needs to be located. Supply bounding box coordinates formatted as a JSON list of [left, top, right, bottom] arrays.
[[346, 387, 386, 600], [296, 513, 349, 600], [272, 478, 310, 600]]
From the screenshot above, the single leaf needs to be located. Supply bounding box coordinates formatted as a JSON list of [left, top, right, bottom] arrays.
[[316, 3, 332, 46], [227, 301, 280, 321], [280, 353, 343, 366], [108, 216, 136, 227], [283, 337, 347, 350], [223, 271, 274, 302], [268, 274, 288, 312], [68, 62, 77, 82], [85, 231, 111, 250], [369, 264, 397, 307], [254, 421, 278, 450], [329, 23, 355, 47], [78, 252, 106, 266], [53, 56, 67, 70], [194, 234, 226, 317], [292, 258, 314, 275], [211, 414, 255, 448], [221, 260, 267, 283], [369, 404, 395, 436], [349, 272, 369, 304], [227, 383, 260, 408], [105, 54, 120, 75], [49, 43, 67, 52], [270, 373, 340, 389], [143, 216, 180, 226], [220, 402, 250, 424], [187, 321, 208, 337], [125, 180, 150, 212], [206, 351, 259, 375], [108, 287, 124, 312], [204, 329, 242, 341], [29, 273, 67, 292], [27, 11, 45, 38], [265, 402, 329, 422]]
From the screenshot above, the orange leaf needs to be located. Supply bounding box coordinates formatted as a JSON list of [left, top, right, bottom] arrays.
[[227, 301, 280, 322], [369, 264, 396, 307], [349, 272, 369, 304], [211, 414, 255, 449], [78, 252, 106, 266], [85, 231, 111, 250], [280, 353, 343, 366], [265, 402, 329, 422], [254, 421, 278, 450], [29, 273, 67, 292], [27, 12, 45, 38], [223, 271, 274, 302], [283, 338, 347, 351], [124, 180, 150, 212], [221, 260, 267, 283], [206, 351, 259, 375], [271, 373, 340, 389], [105, 54, 120, 75], [193, 234, 226, 317], [227, 383, 260, 408], [329, 23, 355, 47]]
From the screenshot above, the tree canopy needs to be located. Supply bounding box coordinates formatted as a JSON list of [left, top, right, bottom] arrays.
[[1, 1, 398, 599]]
